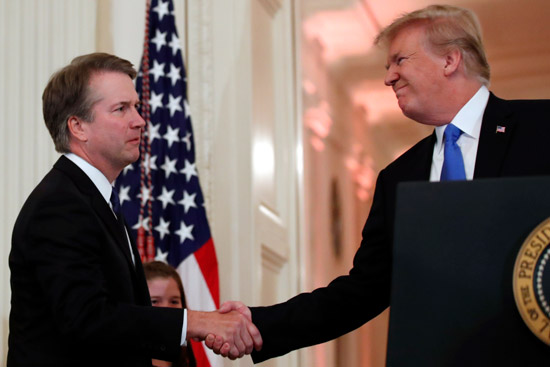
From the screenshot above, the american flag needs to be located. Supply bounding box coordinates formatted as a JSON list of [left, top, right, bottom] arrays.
[[114, 0, 221, 365]]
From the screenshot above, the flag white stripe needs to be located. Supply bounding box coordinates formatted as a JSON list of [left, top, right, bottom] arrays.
[[178, 255, 224, 367], [178, 254, 216, 311]]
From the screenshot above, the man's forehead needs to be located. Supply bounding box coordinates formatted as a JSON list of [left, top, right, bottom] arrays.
[[88, 71, 139, 99], [89, 70, 133, 84], [387, 26, 426, 54]]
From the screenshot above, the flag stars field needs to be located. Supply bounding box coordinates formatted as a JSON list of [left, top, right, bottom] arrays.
[[163, 125, 180, 147], [179, 190, 198, 214], [152, 0, 170, 21], [184, 99, 190, 119], [148, 92, 164, 114], [155, 248, 169, 263], [167, 64, 181, 86], [180, 160, 198, 182], [155, 217, 171, 240], [175, 220, 194, 244], [169, 33, 182, 56], [157, 187, 176, 209], [149, 59, 165, 82], [122, 163, 133, 175], [147, 122, 162, 142], [142, 154, 158, 174], [167, 94, 183, 117], [182, 131, 192, 151], [132, 215, 151, 232], [137, 185, 154, 205], [151, 30, 167, 52], [119, 185, 131, 205], [160, 156, 178, 178], [114, 2, 219, 363]]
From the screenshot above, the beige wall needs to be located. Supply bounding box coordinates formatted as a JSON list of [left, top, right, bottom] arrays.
[[1, 1, 98, 362]]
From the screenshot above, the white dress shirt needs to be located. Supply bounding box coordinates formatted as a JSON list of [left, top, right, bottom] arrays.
[[430, 86, 490, 182]]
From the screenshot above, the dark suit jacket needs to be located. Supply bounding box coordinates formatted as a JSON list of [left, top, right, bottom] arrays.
[[8, 156, 183, 366], [250, 93, 550, 362]]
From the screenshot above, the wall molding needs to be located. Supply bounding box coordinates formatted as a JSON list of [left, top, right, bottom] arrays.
[[258, 0, 283, 17], [186, 0, 215, 223]]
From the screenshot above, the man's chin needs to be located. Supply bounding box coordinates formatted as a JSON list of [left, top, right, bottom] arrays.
[[123, 152, 141, 167], [400, 106, 426, 124], [397, 97, 408, 110], [401, 110, 442, 126], [398, 101, 412, 118]]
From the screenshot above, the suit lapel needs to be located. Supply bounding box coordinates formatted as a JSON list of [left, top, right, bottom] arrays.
[[402, 132, 435, 182], [418, 132, 435, 180], [130, 233, 152, 305], [54, 156, 137, 269], [474, 93, 516, 178], [91, 195, 136, 267]]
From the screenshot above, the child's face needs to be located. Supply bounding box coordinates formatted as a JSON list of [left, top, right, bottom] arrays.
[[147, 276, 183, 308]]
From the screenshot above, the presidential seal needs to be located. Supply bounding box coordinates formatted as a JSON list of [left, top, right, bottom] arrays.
[[513, 217, 550, 346]]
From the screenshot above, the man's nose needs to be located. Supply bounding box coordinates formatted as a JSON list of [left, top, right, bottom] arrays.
[[132, 107, 146, 128], [384, 66, 399, 87]]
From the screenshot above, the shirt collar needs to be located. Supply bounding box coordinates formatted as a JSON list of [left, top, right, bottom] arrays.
[[434, 85, 490, 151], [64, 153, 113, 204]]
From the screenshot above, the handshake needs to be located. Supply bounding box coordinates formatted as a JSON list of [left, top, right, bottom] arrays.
[[188, 301, 261, 360]]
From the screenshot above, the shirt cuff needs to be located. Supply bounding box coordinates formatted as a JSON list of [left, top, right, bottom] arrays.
[[181, 308, 187, 346]]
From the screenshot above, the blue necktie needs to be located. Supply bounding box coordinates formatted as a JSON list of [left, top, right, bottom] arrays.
[[440, 124, 466, 181]]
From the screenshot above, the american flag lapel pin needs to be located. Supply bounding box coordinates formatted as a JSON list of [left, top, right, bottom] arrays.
[[496, 125, 506, 133]]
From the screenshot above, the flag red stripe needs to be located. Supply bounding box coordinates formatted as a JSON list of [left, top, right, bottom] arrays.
[[190, 340, 211, 367], [194, 238, 220, 308]]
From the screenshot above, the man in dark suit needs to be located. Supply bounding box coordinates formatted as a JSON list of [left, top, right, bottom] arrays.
[[8, 53, 261, 366], [208, 4, 550, 362]]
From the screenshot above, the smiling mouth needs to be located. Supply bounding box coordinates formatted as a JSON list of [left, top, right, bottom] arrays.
[[393, 85, 408, 98], [394, 84, 406, 93]]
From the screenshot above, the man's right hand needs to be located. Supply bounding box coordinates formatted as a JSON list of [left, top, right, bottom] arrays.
[[204, 301, 260, 358], [187, 308, 262, 360]]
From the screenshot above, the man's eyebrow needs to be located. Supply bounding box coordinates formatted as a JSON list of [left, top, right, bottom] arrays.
[[385, 51, 417, 69], [385, 52, 400, 70], [115, 99, 140, 106]]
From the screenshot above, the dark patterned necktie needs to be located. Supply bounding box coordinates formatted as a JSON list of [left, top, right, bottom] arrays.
[[110, 188, 123, 221], [110, 188, 135, 263], [110, 188, 128, 238]]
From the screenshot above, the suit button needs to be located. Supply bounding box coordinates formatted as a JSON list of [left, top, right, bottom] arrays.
[[160, 345, 166, 351]]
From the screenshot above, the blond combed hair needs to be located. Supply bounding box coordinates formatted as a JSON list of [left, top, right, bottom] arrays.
[[375, 4, 490, 86]]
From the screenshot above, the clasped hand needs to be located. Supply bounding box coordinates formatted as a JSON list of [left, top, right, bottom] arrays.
[[187, 302, 261, 360]]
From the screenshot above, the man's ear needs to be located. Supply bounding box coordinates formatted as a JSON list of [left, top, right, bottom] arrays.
[[67, 116, 88, 142], [443, 48, 462, 77]]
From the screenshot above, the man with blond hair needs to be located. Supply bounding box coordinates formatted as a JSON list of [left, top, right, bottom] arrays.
[[211, 4, 550, 362]]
